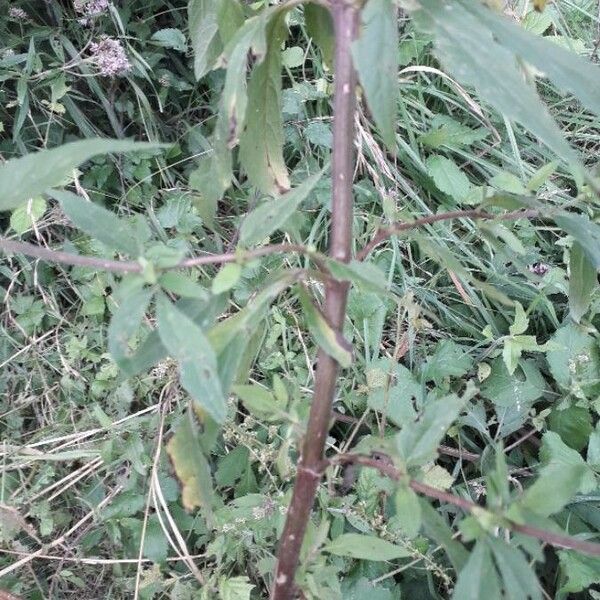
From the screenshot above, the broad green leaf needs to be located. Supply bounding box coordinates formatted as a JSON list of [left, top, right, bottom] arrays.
[[489, 171, 529, 195], [218, 576, 255, 600], [558, 551, 600, 595], [216, 0, 245, 46], [352, 0, 398, 150], [343, 578, 394, 600], [151, 28, 187, 52], [166, 414, 214, 517], [156, 294, 226, 423], [519, 432, 595, 517], [232, 384, 281, 419], [569, 242, 597, 323], [212, 263, 242, 294], [324, 533, 410, 560], [215, 445, 249, 487], [422, 339, 472, 386], [188, 0, 221, 79], [394, 484, 421, 539], [159, 272, 209, 299], [239, 16, 290, 194], [326, 258, 387, 294], [304, 4, 334, 66], [142, 518, 169, 563], [487, 538, 542, 600], [0, 139, 164, 212], [419, 115, 488, 149], [409, 0, 577, 166], [460, 0, 600, 116], [480, 358, 545, 408], [396, 393, 466, 467], [50, 189, 140, 257], [108, 278, 154, 369], [10, 197, 46, 235], [298, 285, 352, 368], [452, 542, 502, 600], [239, 170, 323, 245], [509, 302, 529, 336], [426, 155, 471, 203], [548, 405, 593, 452], [555, 213, 600, 270], [547, 322, 600, 396]]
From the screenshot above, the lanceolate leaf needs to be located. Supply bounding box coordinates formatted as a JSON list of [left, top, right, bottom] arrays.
[[166, 414, 214, 518], [0, 139, 165, 212], [460, 0, 600, 116], [188, 0, 221, 80], [239, 170, 323, 245], [452, 542, 502, 600], [305, 4, 334, 67], [569, 242, 597, 324], [50, 189, 141, 257], [352, 0, 399, 150], [409, 0, 577, 165], [555, 213, 600, 270], [239, 16, 290, 194], [324, 533, 410, 560], [157, 294, 226, 423], [298, 285, 353, 368]]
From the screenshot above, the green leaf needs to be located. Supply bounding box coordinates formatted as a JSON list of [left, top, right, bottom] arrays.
[[298, 285, 352, 368], [156, 294, 226, 423], [239, 16, 290, 194], [215, 445, 249, 487], [422, 339, 472, 386], [232, 384, 281, 419], [239, 170, 323, 245], [151, 28, 187, 52], [519, 432, 595, 517], [460, 0, 600, 116], [50, 189, 140, 257], [480, 358, 545, 408], [489, 171, 529, 195], [166, 413, 214, 517], [324, 533, 410, 560], [487, 538, 542, 600], [409, 0, 577, 166], [218, 576, 255, 600], [394, 484, 421, 539], [548, 405, 593, 452], [326, 258, 388, 294], [142, 518, 169, 563], [396, 393, 466, 467], [159, 272, 209, 299], [304, 4, 334, 66], [569, 242, 597, 324], [555, 214, 600, 270], [509, 302, 529, 336], [426, 155, 471, 203], [352, 0, 398, 150], [216, 0, 245, 46], [212, 263, 242, 294], [10, 197, 47, 235], [108, 278, 154, 369], [0, 139, 165, 212], [452, 542, 502, 600], [188, 0, 221, 79], [558, 551, 600, 595]]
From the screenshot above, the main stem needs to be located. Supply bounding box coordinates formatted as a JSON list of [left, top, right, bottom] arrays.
[[271, 3, 359, 598]]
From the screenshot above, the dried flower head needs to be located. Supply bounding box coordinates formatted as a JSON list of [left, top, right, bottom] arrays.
[[89, 37, 131, 77], [9, 7, 28, 20], [74, 0, 109, 17]]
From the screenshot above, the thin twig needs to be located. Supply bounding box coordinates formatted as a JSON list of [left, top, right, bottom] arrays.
[[356, 208, 540, 261], [333, 453, 600, 557]]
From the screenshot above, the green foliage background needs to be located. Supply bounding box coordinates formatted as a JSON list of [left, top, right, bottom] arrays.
[[2, 0, 600, 598]]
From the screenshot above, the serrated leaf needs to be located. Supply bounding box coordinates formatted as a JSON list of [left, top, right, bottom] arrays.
[[422, 339, 472, 386], [166, 414, 214, 516], [239, 16, 289, 194], [156, 294, 226, 423], [396, 393, 466, 467], [304, 4, 334, 66], [298, 285, 352, 368], [489, 171, 529, 195], [218, 576, 255, 600], [352, 0, 398, 150], [548, 405, 593, 452], [480, 358, 545, 408], [0, 138, 165, 212], [10, 197, 46, 235], [142, 518, 169, 563], [232, 384, 281, 419], [239, 170, 323, 246], [426, 155, 471, 203], [151, 28, 187, 52], [326, 258, 387, 293], [324, 533, 410, 560], [409, 0, 577, 166], [50, 189, 141, 257], [108, 278, 154, 369], [394, 484, 421, 539], [452, 542, 502, 600], [569, 242, 597, 324]]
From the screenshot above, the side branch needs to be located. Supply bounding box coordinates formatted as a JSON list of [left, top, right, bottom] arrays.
[[356, 208, 540, 260], [334, 453, 600, 557]]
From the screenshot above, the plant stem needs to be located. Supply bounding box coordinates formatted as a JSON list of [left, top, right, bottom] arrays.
[[270, 3, 359, 598]]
